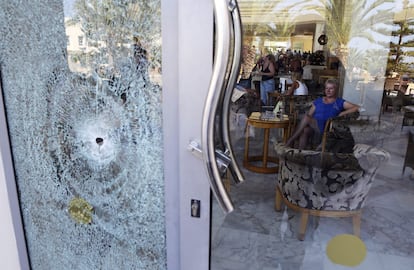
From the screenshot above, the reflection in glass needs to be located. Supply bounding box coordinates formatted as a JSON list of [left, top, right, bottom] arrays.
[[212, 1, 414, 269]]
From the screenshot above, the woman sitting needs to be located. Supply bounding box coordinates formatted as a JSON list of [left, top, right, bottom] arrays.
[[285, 72, 308, 96], [285, 79, 359, 149]]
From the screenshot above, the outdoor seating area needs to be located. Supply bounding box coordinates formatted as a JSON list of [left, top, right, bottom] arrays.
[[382, 77, 414, 113]]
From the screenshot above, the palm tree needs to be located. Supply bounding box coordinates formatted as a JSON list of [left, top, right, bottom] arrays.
[[240, 0, 326, 52], [243, 21, 295, 41], [347, 47, 389, 77], [241, 3, 299, 52], [239, 0, 395, 69], [324, 0, 394, 68], [386, 0, 414, 75]]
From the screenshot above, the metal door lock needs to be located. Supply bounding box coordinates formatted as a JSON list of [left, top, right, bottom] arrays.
[[191, 199, 201, 218]]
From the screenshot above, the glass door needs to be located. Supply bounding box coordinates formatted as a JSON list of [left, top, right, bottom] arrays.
[[1, 1, 414, 269], [0, 0, 221, 269], [211, 1, 414, 270], [0, 0, 167, 269]]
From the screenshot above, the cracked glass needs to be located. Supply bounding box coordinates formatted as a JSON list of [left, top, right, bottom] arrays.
[[0, 0, 165, 269]]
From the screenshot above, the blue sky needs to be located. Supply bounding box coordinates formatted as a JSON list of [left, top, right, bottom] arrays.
[[63, 0, 75, 17]]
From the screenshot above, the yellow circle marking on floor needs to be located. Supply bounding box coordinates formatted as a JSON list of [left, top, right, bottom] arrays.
[[326, 234, 367, 267]]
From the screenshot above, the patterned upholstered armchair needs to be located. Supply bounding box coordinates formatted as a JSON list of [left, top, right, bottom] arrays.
[[274, 143, 390, 240]]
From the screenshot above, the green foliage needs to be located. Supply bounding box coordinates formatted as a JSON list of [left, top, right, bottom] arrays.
[[73, 0, 161, 69], [387, 18, 414, 74], [324, 0, 394, 67]]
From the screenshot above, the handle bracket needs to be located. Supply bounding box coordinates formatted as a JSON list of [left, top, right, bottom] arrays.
[[188, 140, 231, 176]]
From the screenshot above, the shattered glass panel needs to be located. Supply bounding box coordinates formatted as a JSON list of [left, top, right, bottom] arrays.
[[0, 0, 165, 269]]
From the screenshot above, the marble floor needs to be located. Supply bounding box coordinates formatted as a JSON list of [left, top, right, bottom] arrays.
[[211, 112, 414, 270]]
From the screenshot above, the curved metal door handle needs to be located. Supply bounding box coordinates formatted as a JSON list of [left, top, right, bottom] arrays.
[[202, 0, 234, 213], [221, 0, 244, 184]]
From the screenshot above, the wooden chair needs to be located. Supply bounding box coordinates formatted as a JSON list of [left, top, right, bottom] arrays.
[[320, 112, 360, 153], [402, 106, 414, 129], [286, 95, 320, 115], [381, 90, 404, 113], [384, 77, 399, 91], [267, 91, 280, 106]]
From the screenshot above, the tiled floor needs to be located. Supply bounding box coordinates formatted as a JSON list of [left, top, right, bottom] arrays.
[[211, 112, 414, 270]]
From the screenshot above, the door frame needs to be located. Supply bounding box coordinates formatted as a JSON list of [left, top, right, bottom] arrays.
[[162, 0, 214, 270], [0, 1, 214, 269], [0, 74, 30, 269]]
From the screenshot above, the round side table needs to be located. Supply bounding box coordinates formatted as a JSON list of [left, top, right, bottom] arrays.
[[243, 113, 290, 174]]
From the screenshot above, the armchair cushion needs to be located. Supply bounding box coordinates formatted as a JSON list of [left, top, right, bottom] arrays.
[[321, 112, 360, 153]]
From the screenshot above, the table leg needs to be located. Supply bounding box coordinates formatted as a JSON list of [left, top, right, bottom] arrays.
[[282, 126, 288, 143], [244, 123, 250, 162], [263, 128, 270, 168]]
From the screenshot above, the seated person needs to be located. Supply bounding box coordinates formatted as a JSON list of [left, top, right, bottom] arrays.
[[284, 72, 308, 96], [274, 73, 309, 109], [285, 79, 359, 149], [399, 73, 410, 94]]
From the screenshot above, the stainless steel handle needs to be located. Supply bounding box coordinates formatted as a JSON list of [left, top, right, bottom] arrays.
[[202, 0, 239, 213], [221, 0, 244, 184]]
